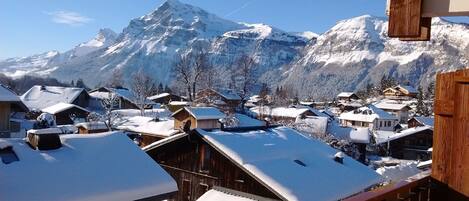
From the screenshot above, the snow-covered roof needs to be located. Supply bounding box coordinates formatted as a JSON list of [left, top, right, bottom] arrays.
[[124, 120, 179, 137], [26, 127, 64, 135], [20, 85, 86, 110], [412, 116, 434, 127], [168, 101, 190, 106], [143, 132, 188, 151], [75, 121, 109, 130], [0, 132, 177, 201], [250, 106, 316, 118], [375, 126, 433, 144], [148, 92, 170, 100], [397, 85, 418, 94], [327, 121, 371, 143], [374, 102, 410, 111], [41, 102, 90, 115], [339, 105, 397, 123], [232, 113, 266, 127], [337, 92, 356, 98], [0, 84, 21, 102], [213, 88, 241, 101], [295, 116, 329, 134], [89, 87, 152, 106], [197, 126, 381, 201], [197, 187, 273, 201], [174, 107, 226, 120]]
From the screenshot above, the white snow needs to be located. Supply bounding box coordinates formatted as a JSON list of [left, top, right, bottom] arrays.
[[0, 84, 21, 102], [75, 121, 109, 130], [197, 188, 256, 201], [197, 126, 382, 201], [0, 139, 12, 149], [374, 102, 410, 111], [412, 117, 434, 127], [327, 121, 371, 143], [26, 127, 64, 135], [20, 85, 86, 111], [339, 105, 397, 123], [231, 113, 265, 128], [337, 92, 356, 98], [124, 119, 178, 137], [250, 106, 310, 118], [0, 132, 177, 201], [295, 116, 329, 135], [180, 107, 226, 120], [376, 161, 421, 183], [148, 93, 170, 100], [375, 126, 433, 144], [41, 102, 89, 115]]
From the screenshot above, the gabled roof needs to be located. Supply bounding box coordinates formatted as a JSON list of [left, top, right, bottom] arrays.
[[374, 102, 411, 111], [75, 121, 109, 130], [148, 93, 170, 100], [0, 84, 28, 112], [0, 84, 21, 102], [250, 106, 326, 118], [199, 88, 242, 101], [339, 105, 398, 123], [0, 132, 177, 201], [411, 116, 434, 127], [41, 102, 90, 115], [396, 85, 418, 94], [173, 107, 226, 120], [337, 92, 357, 98], [20, 85, 86, 110], [375, 126, 433, 144], [195, 127, 381, 201]]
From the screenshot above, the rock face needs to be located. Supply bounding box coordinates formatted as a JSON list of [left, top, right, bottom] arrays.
[[1, 1, 468, 98]]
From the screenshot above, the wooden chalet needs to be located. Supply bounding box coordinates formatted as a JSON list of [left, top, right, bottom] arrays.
[[0, 84, 29, 137], [172, 107, 225, 131], [339, 105, 399, 131], [374, 101, 411, 123], [383, 85, 418, 99], [122, 119, 179, 147], [337, 92, 360, 102], [195, 88, 242, 112], [375, 126, 433, 160], [148, 93, 186, 105], [249, 106, 327, 123], [408, 116, 434, 128], [75, 122, 109, 134], [41, 102, 89, 125], [144, 126, 381, 201], [20, 85, 90, 111]]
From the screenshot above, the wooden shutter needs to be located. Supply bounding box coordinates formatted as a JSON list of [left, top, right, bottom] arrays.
[[433, 69, 469, 197]]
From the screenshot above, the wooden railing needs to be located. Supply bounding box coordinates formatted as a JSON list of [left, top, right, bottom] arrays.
[[344, 171, 431, 201]]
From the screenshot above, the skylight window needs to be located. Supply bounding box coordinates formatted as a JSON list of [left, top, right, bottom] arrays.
[[0, 146, 19, 164]]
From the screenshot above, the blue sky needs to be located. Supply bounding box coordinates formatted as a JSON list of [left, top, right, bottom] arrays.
[[1, 0, 468, 59]]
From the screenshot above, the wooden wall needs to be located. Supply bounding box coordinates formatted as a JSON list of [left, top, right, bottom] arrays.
[[146, 134, 280, 201], [0, 103, 10, 131], [433, 68, 469, 197]]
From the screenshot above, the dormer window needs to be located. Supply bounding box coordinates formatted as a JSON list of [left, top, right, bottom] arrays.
[[0, 145, 18, 164]]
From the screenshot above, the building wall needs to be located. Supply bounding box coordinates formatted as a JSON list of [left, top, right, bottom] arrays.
[[173, 111, 197, 131], [146, 134, 281, 201], [196, 120, 220, 129], [0, 103, 11, 132], [388, 130, 433, 160]]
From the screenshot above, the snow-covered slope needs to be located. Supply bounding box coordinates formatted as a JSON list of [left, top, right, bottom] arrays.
[[282, 15, 469, 98]]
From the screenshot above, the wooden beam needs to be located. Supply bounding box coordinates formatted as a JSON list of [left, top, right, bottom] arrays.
[[388, 0, 424, 37], [399, 17, 432, 41]]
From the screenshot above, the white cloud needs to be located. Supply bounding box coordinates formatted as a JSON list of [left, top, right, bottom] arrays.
[[46, 10, 93, 26]]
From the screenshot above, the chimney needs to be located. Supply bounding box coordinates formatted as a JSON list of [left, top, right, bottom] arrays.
[[40, 85, 46, 91], [27, 129, 62, 150], [334, 152, 345, 164]]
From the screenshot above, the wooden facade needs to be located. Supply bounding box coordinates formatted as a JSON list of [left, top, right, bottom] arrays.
[[53, 107, 89, 125], [195, 89, 241, 112], [0, 103, 11, 132], [151, 94, 185, 105], [433, 69, 469, 197], [172, 109, 220, 131], [146, 132, 281, 201], [379, 128, 433, 160]]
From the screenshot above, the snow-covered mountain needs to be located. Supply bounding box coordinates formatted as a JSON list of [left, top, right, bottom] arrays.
[[282, 15, 469, 98], [1, 0, 468, 98]]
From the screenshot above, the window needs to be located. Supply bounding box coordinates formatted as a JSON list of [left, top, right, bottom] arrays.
[[387, 121, 391, 127], [0, 147, 19, 164], [379, 121, 382, 127], [294, 159, 307, 167]]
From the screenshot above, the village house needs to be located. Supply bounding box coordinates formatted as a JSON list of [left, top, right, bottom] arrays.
[[122, 119, 180, 147], [195, 88, 242, 112], [20, 85, 90, 111], [41, 102, 89, 125], [172, 107, 225, 131], [144, 126, 381, 201], [148, 92, 186, 105], [339, 105, 399, 131], [88, 87, 152, 110], [373, 101, 411, 123], [0, 132, 177, 201], [374, 126, 433, 160], [166, 101, 191, 112], [337, 92, 360, 102], [408, 116, 434, 128], [383, 85, 418, 99], [197, 186, 278, 201], [249, 105, 328, 122], [0, 84, 29, 137], [75, 121, 109, 134], [337, 101, 363, 112]]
